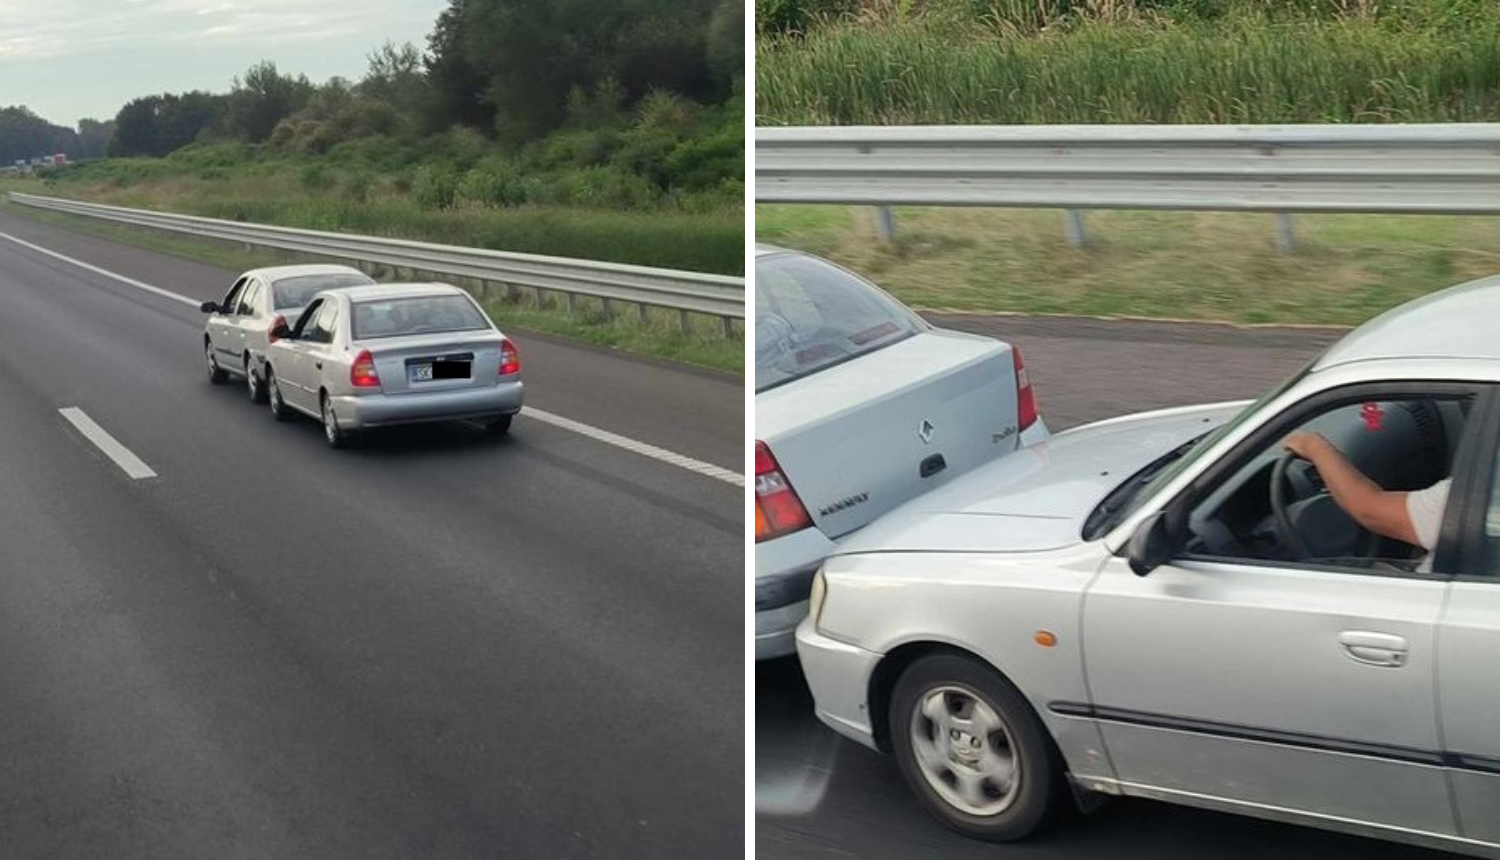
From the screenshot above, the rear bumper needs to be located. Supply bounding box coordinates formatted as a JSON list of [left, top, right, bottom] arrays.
[[332, 381, 524, 429], [756, 526, 837, 661]]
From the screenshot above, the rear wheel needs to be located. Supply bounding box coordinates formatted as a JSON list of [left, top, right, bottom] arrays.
[[889, 653, 1064, 842], [322, 393, 353, 449], [267, 370, 291, 422], [205, 340, 227, 384], [244, 355, 266, 403], [483, 415, 513, 436]]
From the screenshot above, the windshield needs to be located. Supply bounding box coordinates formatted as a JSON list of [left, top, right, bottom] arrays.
[[351, 295, 491, 339], [1082, 355, 1320, 540], [755, 253, 927, 392], [272, 272, 375, 310]]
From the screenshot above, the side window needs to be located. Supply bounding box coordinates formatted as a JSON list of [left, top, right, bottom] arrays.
[[1180, 392, 1471, 575], [309, 301, 340, 344], [291, 299, 323, 339], [221, 277, 247, 313], [237, 281, 261, 317]]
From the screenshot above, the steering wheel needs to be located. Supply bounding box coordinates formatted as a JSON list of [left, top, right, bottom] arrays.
[[1270, 451, 1315, 559], [1271, 450, 1380, 562]]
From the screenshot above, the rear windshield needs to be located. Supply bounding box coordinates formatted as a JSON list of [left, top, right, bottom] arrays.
[[755, 253, 926, 392], [271, 272, 375, 310], [351, 295, 491, 340]]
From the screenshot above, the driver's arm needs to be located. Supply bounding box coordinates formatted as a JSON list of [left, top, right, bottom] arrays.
[[1282, 432, 1420, 547]]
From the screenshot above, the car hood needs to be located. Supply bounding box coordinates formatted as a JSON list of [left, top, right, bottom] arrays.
[[832, 401, 1251, 556]]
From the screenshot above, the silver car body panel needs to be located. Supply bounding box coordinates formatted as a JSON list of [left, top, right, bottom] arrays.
[[263, 283, 523, 430], [203, 264, 372, 379], [798, 340, 1500, 854]]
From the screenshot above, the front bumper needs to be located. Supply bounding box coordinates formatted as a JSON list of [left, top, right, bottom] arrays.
[[795, 617, 883, 751], [333, 381, 524, 430]]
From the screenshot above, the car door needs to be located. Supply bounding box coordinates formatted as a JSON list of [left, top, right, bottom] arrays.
[[1083, 382, 1489, 838], [207, 277, 248, 363], [1438, 393, 1500, 847], [277, 297, 324, 413], [230, 279, 262, 370], [301, 298, 343, 408]]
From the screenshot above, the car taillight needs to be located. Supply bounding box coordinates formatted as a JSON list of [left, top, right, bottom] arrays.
[[499, 339, 521, 375], [1014, 346, 1039, 432], [268, 314, 286, 344], [755, 441, 812, 543], [351, 350, 381, 388]]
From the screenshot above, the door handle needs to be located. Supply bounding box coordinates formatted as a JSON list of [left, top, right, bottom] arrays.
[[315, 362, 323, 370], [1337, 631, 1409, 668]]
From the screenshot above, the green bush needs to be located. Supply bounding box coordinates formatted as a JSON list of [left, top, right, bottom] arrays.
[[413, 164, 459, 209]]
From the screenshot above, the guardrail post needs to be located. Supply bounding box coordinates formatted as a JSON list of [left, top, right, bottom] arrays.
[[722, 316, 734, 338], [638, 303, 649, 324], [876, 206, 896, 242], [679, 309, 690, 333], [566, 292, 576, 315], [1064, 210, 1088, 248], [1275, 213, 1296, 253]]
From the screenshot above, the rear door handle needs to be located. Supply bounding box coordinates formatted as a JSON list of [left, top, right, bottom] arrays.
[[1338, 631, 1409, 668]]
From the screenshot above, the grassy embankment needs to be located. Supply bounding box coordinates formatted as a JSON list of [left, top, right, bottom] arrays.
[[756, 0, 1500, 327], [2, 147, 743, 373]]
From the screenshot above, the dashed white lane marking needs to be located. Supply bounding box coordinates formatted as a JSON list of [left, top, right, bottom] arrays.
[[59, 407, 158, 480], [526, 408, 744, 487], [0, 230, 743, 488], [0, 230, 199, 308]]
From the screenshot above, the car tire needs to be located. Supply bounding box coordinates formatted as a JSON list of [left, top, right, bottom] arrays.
[[321, 394, 354, 449], [245, 355, 267, 404], [889, 653, 1064, 843], [205, 339, 228, 384], [483, 414, 513, 436], [267, 370, 291, 422]]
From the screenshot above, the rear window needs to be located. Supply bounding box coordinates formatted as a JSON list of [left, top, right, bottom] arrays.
[[351, 295, 490, 340], [271, 272, 375, 310], [755, 253, 926, 392]]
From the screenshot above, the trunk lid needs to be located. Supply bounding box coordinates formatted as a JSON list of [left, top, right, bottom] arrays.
[[757, 329, 1024, 542], [356, 332, 507, 394]]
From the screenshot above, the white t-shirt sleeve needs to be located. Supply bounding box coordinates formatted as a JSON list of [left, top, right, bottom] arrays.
[[1406, 478, 1452, 551]]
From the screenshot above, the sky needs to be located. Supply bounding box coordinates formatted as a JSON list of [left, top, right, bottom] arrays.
[[0, 0, 449, 128]]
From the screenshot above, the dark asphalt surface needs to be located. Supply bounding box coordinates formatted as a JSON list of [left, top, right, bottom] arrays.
[[0, 211, 744, 860], [757, 312, 1454, 859]]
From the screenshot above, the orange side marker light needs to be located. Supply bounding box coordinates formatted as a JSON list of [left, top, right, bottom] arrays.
[[1034, 630, 1057, 648]]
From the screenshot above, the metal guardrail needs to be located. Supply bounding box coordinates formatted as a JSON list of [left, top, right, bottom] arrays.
[[7, 192, 745, 333], [755, 125, 1500, 237]]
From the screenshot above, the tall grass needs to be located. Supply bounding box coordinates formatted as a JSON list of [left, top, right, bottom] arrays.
[[30, 154, 743, 276], [756, 8, 1500, 125]]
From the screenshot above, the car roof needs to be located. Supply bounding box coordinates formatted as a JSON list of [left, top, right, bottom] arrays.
[[321, 282, 469, 302], [246, 263, 368, 281], [1315, 273, 1500, 371]]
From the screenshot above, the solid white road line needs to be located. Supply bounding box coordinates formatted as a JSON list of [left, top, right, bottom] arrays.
[[526, 408, 745, 487], [59, 407, 159, 480], [0, 230, 199, 308], [0, 230, 743, 488]]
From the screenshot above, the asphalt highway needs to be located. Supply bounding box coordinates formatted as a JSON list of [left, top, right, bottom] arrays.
[[0, 210, 744, 860], [757, 312, 1455, 860]]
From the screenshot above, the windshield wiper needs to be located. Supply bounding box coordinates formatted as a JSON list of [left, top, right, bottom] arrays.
[[1083, 431, 1210, 539]]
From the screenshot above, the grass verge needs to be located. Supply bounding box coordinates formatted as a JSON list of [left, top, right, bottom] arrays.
[[0, 197, 743, 375], [756, 205, 1500, 327]]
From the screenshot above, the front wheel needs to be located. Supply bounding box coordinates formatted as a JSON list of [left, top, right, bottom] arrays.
[[205, 340, 228, 384], [889, 653, 1064, 842], [267, 371, 291, 422]]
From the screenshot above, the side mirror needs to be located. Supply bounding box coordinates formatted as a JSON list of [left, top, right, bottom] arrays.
[[1127, 512, 1176, 577], [271, 321, 293, 340], [200, 301, 218, 314]]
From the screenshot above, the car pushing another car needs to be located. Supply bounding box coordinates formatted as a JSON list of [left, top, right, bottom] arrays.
[[262, 283, 522, 448], [796, 273, 1500, 857], [755, 245, 1047, 660], [201, 264, 375, 402]]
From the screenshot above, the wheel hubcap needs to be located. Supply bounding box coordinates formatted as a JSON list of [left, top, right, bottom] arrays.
[[323, 401, 336, 441], [270, 378, 281, 410], [246, 362, 257, 394], [206, 345, 217, 371], [909, 685, 1019, 816]]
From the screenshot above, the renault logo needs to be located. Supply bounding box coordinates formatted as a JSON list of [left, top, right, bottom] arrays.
[[918, 419, 935, 444]]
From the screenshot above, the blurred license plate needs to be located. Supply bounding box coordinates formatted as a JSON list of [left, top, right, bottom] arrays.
[[407, 355, 471, 383]]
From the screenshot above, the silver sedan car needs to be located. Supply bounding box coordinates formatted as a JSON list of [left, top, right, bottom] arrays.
[[797, 273, 1500, 856], [201, 264, 375, 401], [262, 283, 523, 447], [756, 245, 1047, 659]]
